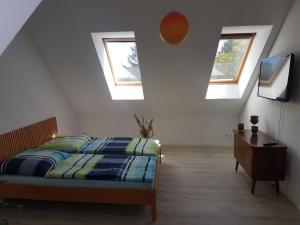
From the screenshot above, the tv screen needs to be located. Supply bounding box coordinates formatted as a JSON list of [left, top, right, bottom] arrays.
[[258, 53, 294, 102]]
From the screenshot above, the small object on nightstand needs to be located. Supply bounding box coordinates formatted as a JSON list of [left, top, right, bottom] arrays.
[[250, 115, 259, 125], [237, 123, 244, 131], [250, 115, 259, 134], [251, 126, 258, 134]]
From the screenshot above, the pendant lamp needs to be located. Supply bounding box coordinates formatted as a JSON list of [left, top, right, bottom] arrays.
[[160, 10, 189, 45]]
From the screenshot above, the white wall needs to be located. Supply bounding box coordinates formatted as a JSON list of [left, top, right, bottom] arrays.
[[80, 114, 237, 147], [0, 0, 41, 56], [0, 30, 79, 134], [24, 0, 292, 147], [240, 0, 300, 209]]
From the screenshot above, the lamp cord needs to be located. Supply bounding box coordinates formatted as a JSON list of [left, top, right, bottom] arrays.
[[277, 101, 283, 142]]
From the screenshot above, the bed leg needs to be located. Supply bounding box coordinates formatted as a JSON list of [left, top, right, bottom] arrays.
[[150, 192, 156, 222]]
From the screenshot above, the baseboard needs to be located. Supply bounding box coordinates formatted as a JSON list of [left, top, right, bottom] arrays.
[[278, 183, 300, 211], [287, 196, 300, 211], [162, 144, 233, 150]]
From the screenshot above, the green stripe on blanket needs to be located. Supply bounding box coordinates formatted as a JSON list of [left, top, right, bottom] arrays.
[[126, 138, 158, 156], [47, 154, 104, 179]]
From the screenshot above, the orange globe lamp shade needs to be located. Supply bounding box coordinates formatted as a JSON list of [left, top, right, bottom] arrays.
[[160, 11, 189, 45]]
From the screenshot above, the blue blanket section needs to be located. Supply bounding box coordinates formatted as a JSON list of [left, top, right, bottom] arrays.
[[79, 137, 133, 154], [87, 155, 131, 180], [86, 155, 156, 183], [0, 149, 70, 177]]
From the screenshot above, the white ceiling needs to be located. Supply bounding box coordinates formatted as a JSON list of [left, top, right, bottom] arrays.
[[24, 0, 293, 117]]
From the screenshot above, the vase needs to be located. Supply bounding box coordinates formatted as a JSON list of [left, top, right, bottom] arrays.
[[250, 115, 259, 134], [251, 126, 258, 134], [250, 115, 259, 125], [237, 123, 244, 130]]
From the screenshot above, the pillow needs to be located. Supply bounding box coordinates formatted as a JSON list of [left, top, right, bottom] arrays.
[[0, 149, 70, 177], [38, 135, 92, 152]]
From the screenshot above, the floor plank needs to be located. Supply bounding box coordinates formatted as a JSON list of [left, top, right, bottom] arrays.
[[0, 147, 300, 225]]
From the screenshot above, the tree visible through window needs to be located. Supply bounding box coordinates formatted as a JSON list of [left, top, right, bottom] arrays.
[[104, 38, 142, 85], [210, 34, 255, 83], [122, 45, 141, 81]]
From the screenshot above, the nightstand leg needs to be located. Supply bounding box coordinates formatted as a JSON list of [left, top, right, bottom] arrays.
[[235, 161, 239, 172], [251, 180, 256, 194], [275, 180, 280, 195]]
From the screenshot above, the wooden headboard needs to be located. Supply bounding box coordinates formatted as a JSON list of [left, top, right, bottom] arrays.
[[0, 117, 57, 161]]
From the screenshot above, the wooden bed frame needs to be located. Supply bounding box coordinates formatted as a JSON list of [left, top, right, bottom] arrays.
[[0, 117, 157, 221]]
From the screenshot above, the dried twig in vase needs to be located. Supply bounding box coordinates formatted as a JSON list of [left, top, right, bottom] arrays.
[[134, 114, 155, 138]]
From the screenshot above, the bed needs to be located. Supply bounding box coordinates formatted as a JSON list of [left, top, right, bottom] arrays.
[[0, 117, 158, 221]]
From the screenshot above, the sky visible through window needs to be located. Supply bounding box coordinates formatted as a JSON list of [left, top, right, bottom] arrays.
[[105, 40, 141, 84], [210, 36, 252, 81]]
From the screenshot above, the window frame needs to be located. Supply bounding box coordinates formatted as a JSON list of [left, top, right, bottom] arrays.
[[209, 33, 256, 84], [102, 37, 142, 86]]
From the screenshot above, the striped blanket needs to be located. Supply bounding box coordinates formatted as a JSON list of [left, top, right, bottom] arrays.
[[46, 154, 156, 183], [79, 137, 159, 156], [0, 149, 70, 177]]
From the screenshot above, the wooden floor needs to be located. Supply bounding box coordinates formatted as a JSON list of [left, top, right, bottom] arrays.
[[1, 147, 300, 225]]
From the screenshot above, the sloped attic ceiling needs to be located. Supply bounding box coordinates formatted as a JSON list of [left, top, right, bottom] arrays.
[[24, 0, 293, 117]]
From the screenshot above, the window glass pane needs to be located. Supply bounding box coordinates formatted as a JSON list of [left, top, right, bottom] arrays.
[[106, 41, 141, 84], [211, 38, 251, 80]]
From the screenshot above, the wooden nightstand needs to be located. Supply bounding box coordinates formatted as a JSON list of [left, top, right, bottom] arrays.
[[234, 130, 287, 195]]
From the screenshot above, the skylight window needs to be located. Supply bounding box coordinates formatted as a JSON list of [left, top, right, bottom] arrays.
[[210, 33, 255, 83], [91, 31, 144, 100], [103, 38, 141, 85], [206, 26, 273, 100]]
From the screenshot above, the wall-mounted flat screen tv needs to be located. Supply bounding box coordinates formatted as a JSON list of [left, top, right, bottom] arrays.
[[258, 53, 294, 102]]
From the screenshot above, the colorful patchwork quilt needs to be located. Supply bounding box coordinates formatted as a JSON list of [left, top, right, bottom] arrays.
[[46, 154, 156, 183], [79, 137, 159, 156]]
